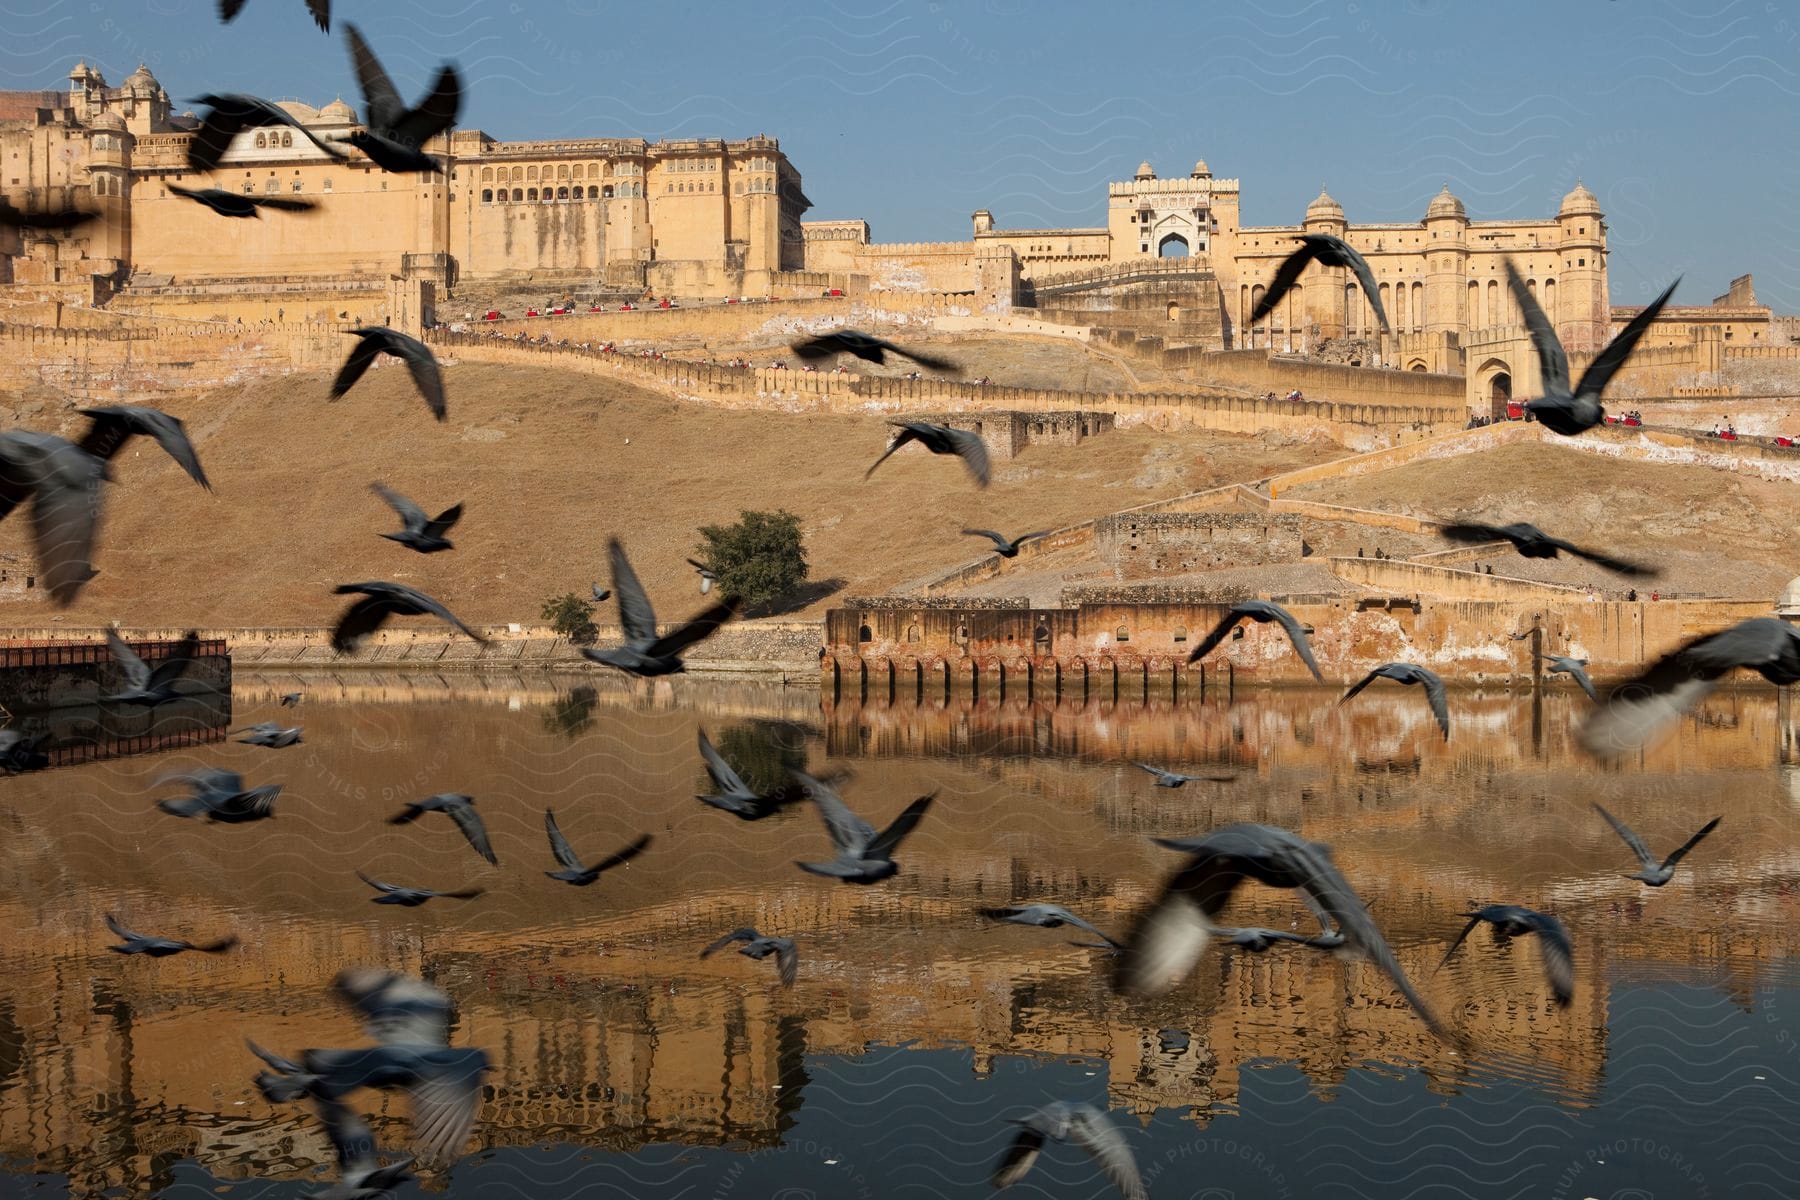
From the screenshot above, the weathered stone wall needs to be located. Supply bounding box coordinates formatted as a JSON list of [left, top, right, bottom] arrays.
[[1094, 513, 1304, 579], [0, 317, 349, 401]]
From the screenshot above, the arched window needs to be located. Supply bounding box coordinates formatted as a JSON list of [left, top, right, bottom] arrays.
[[1487, 278, 1501, 325], [557, 164, 569, 179], [1172, 625, 1188, 643], [511, 166, 524, 182], [602, 184, 613, 198], [572, 164, 584, 180], [481, 188, 492, 203], [1468, 279, 1481, 325], [557, 186, 568, 199], [906, 624, 920, 643], [588, 185, 599, 198], [527, 166, 538, 181], [281, 131, 292, 148], [255, 132, 267, 148], [858, 623, 873, 643], [1410, 281, 1423, 332], [512, 188, 523, 201], [481, 167, 493, 182], [1543, 278, 1557, 324], [540, 189, 552, 203], [1115, 625, 1130, 642]]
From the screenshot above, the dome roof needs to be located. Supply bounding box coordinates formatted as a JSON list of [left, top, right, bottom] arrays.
[[1191, 159, 1211, 178], [276, 100, 321, 122], [124, 63, 157, 92], [1426, 184, 1465, 219], [1134, 160, 1155, 180], [89, 112, 126, 132], [1780, 578, 1800, 615], [1559, 180, 1601, 217], [317, 97, 357, 124], [1305, 187, 1344, 223]]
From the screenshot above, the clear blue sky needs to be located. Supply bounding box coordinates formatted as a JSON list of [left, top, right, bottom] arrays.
[[17, 1, 1798, 309]]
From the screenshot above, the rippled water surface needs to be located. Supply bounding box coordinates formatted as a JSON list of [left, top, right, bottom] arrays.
[[2, 671, 1796, 1198]]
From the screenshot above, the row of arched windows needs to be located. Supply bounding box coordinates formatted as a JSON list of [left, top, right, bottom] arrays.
[[479, 162, 605, 183], [253, 131, 294, 149], [91, 175, 121, 196], [1235, 274, 1562, 339], [480, 184, 636, 203]]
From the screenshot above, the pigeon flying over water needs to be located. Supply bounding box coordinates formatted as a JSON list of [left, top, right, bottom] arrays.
[[991, 1101, 1146, 1200], [700, 927, 798, 987], [281, 692, 303, 706], [156, 768, 280, 822], [185, 94, 345, 172], [1112, 823, 1447, 1036], [301, 1099, 416, 1200], [330, 327, 445, 420], [370, 483, 461, 553], [1593, 805, 1721, 888], [331, 582, 485, 653], [1340, 663, 1451, 740], [580, 540, 737, 676], [791, 770, 935, 884], [103, 630, 200, 706], [357, 872, 483, 907], [1437, 904, 1575, 1007], [106, 913, 237, 956], [1135, 762, 1236, 789], [1218, 926, 1316, 953], [1251, 233, 1390, 334], [345, 25, 462, 173], [963, 528, 1049, 558], [541, 809, 652, 885], [218, 0, 330, 32], [791, 330, 959, 373], [387, 793, 496, 865], [1539, 655, 1598, 702], [1185, 600, 1324, 682], [980, 903, 1121, 950], [1438, 520, 1656, 577], [865, 421, 990, 488], [168, 184, 316, 218], [694, 727, 802, 820], [1579, 618, 1800, 757], [1508, 259, 1678, 436]]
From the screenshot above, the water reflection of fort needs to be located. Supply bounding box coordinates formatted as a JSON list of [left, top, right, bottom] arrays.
[[1, 682, 1797, 1193]]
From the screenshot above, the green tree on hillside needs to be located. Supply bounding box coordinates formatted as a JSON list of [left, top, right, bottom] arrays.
[[694, 509, 809, 615], [541, 592, 598, 644]]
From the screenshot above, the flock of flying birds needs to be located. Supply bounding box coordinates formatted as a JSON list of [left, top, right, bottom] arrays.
[[0, 4, 1792, 1197]]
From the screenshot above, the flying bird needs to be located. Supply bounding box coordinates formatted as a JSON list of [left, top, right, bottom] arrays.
[[218, 0, 330, 32], [1184, 600, 1324, 682], [1111, 823, 1446, 1036], [105, 913, 237, 957], [580, 540, 737, 676], [1251, 233, 1390, 334], [300, 1099, 415, 1200], [344, 25, 462, 173], [1340, 663, 1451, 740], [280, 692, 303, 706], [980, 903, 1120, 949], [1438, 904, 1575, 1007], [1579, 618, 1800, 756], [0, 406, 210, 605], [1134, 762, 1236, 789], [251, 969, 490, 1168], [167, 184, 316, 218], [541, 809, 652, 886], [387, 793, 496, 865], [185, 93, 345, 172], [1593, 805, 1721, 888], [331, 581, 485, 654], [791, 330, 959, 373], [686, 558, 718, 595], [695, 727, 791, 820], [156, 768, 280, 822], [590, 583, 610, 603], [791, 770, 934, 884], [102, 629, 200, 706], [330, 327, 446, 420], [1508, 260, 1678, 436], [700, 927, 798, 987], [357, 872, 483, 907], [1438, 520, 1656, 577], [234, 721, 304, 748], [963, 528, 1049, 558], [1539, 654, 1598, 702], [1218, 926, 1317, 953], [370, 483, 461, 553], [991, 1101, 1146, 1200], [0, 197, 100, 232], [865, 421, 990, 488]]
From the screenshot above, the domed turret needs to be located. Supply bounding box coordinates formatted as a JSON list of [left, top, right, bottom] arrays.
[[124, 64, 158, 95], [1134, 160, 1155, 181], [1779, 576, 1800, 616], [1191, 159, 1211, 179], [1426, 184, 1465, 220], [1304, 188, 1344, 224], [90, 111, 126, 133], [1559, 180, 1602, 219], [318, 97, 357, 125]]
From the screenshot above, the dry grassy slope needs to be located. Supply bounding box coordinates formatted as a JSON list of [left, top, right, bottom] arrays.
[[0, 362, 1341, 627], [1289, 441, 1800, 597]]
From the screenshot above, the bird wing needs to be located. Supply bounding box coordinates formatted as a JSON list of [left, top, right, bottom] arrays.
[[1112, 851, 1241, 997], [1567, 662, 1599, 703], [1578, 620, 1795, 756], [442, 802, 495, 865], [697, 728, 752, 796], [1184, 609, 1247, 664], [1338, 239, 1390, 334], [145, 630, 201, 690], [607, 539, 657, 642], [866, 793, 935, 860], [370, 482, 429, 530], [1542, 532, 1657, 577], [962, 528, 1007, 548], [990, 1124, 1048, 1190], [1135, 762, 1176, 784], [542, 808, 583, 870], [306, 0, 330, 31], [29, 444, 105, 606], [1059, 911, 1122, 948], [1437, 522, 1509, 546], [1435, 914, 1486, 973], [218, 0, 247, 19], [406, 1058, 484, 1167], [392, 65, 462, 149], [190, 934, 239, 954], [316, 1098, 378, 1182], [945, 426, 992, 487], [1529, 915, 1576, 1006], [1592, 803, 1656, 869], [78, 407, 211, 491], [1661, 816, 1722, 871], [1419, 668, 1451, 739], [1267, 603, 1326, 682], [345, 24, 406, 131], [105, 913, 142, 942], [403, 585, 485, 643], [333, 968, 454, 1045], [891, 342, 960, 373], [1576, 278, 1680, 403], [1338, 668, 1384, 704], [1250, 242, 1319, 326], [588, 833, 652, 875], [1065, 1106, 1147, 1200], [251, 196, 317, 212], [793, 770, 876, 854], [775, 940, 798, 987], [106, 630, 151, 690], [392, 334, 447, 420], [329, 334, 383, 400], [331, 594, 398, 653], [864, 425, 920, 480], [700, 928, 758, 958], [421, 503, 462, 539], [358, 870, 403, 895], [1506, 259, 1568, 396], [647, 599, 738, 658], [227, 786, 281, 820], [789, 335, 837, 361]]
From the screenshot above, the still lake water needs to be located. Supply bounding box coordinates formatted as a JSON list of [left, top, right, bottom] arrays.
[[0, 671, 1797, 1199]]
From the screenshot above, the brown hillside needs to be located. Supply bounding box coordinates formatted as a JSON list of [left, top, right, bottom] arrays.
[[0, 363, 1341, 628]]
